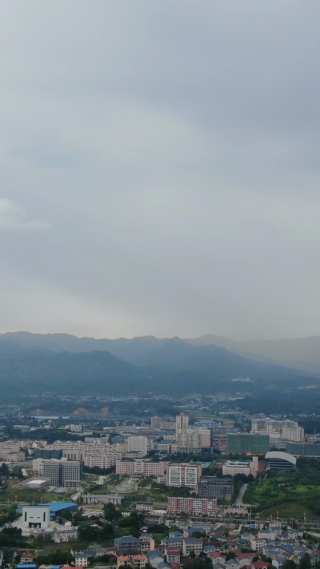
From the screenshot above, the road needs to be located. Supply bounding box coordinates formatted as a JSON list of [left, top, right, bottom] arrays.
[[235, 483, 248, 506]]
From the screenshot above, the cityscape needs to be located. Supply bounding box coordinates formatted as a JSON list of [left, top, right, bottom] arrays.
[[1, 2, 320, 569], [0, 400, 320, 569]]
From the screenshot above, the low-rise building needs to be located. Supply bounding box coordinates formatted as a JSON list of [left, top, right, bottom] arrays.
[[74, 552, 94, 568], [139, 535, 155, 552], [168, 496, 218, 516], [182, 538, 203, 556], [222, 457, 259, 477], [115, 536, 142, 555]]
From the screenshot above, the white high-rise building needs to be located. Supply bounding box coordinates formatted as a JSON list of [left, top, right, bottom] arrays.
[[176, 414, 190, 436], [167, 463, 202, 488], [127, 436, 149, 456], [177, 427, 211, 450], [251, 418, 304, 442]]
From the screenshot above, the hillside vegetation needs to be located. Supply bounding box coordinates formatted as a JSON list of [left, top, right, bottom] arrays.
[[246, 458, 320, 518]]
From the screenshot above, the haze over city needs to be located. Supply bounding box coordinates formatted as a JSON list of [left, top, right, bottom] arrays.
[[1, 1, 320, 340]]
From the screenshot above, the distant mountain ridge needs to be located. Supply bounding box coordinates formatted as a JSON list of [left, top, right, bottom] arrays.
[[0, 344, 313, 401], [1, 330, 320, 373]]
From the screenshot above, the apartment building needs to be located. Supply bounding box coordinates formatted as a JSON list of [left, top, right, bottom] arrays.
[[251, 418, 304, 442], [116, 459, 168, 477], [160, 422, 176, 430], [167, 463, 202, 488], [176, 414, 190, 439], [37, 440, 123, 469], [168, 496, 218, 515], [176, 428, 211, 451], [151, 417, 162, 429], [83, 452, 122, 469], [0, 442, 25, 462], [127, 437, 149, 457]]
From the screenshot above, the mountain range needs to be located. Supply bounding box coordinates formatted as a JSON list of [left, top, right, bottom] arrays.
[[0, 331, 318, 400], [1, 330, 320, 372]]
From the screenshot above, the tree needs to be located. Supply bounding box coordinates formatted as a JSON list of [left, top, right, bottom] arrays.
[[104, 502, 118, 521], [37, 550, 74, 566], [299, 554, 311, 569], [1, 463, 9, 477], [283, 561, 297, 569]]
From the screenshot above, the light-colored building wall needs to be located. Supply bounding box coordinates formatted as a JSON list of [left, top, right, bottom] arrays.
[[128, 436, 149, 456], [22, 505, 50, 529], [116, 459, 168, 477], [167, 464, 202, 487], [222, 456, 259, 477], [168, 496, 217, 515]]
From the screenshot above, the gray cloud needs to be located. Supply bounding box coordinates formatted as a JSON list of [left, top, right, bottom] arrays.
[[0, 199, 51, 232], [0, 0, 319, 340]]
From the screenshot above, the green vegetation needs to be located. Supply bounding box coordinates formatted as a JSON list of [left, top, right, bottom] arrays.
[[246, 458, 320, 518], [0, 482, 71, 504], [0, 506, 19, 526], [83, 465, 115, 476], [0, 347, 308, 400], [260, 502, 314, 520], [0, 527, 26, 547], [37, 550, 74, 566], [78, 522, 114, 543]]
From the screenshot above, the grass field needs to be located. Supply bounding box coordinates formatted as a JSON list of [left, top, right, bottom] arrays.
[[259, 502, 315, 520], [0, 486, 71, 504], [192, 410, 234, 424]]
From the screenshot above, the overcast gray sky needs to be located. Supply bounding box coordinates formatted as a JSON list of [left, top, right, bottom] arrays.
[[1, 1, 320, 341]]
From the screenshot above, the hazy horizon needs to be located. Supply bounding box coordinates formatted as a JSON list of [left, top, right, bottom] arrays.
[[1, 1, 320, 341], [2, 329, 320, 344]]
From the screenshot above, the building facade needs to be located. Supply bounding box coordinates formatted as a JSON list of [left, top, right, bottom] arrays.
[[167, 464, 202, 488], [227, 434, 270, 455], [168, 496, 217, 515], [222, 456, 259, 477], [198, 476, 234, 500]]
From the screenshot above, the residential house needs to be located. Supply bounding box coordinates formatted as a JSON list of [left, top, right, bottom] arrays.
[[272, 557, 288, 569], [132, 554, 147, 569], [182, 538, 203, 556], [117, 556, 131, 568], [226, 559, 240, 569], [74, 552, 94, 568], [115, 537, 141, 555], [165, 548, 181, 563], [139, 535, 155, 552]]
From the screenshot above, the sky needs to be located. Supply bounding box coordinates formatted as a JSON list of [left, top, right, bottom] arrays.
[[1, 1, 320, 341]]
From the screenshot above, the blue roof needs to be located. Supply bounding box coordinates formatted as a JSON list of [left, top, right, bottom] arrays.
[[17, 566, 37, 569], [42, 501, 77, 512], [147, 552, 163, 559], [115, 536, 140, 543], [203, 546, 216, 551]]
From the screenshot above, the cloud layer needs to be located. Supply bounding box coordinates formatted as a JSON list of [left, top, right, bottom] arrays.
[[0, 1, 320, 340], [0, 199, 50, 232]]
